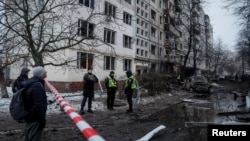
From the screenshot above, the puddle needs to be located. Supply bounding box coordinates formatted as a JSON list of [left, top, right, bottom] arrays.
[[148, 91, 249, 141]]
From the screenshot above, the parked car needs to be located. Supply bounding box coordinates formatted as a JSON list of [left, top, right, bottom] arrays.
[[183, 75, 212, 93]]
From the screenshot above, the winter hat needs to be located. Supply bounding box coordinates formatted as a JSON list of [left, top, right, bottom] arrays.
[[21, 67, 30, 75], [126, 70, 132, 78], [110, 71, 115, 75], [33, 66, 47, 78]]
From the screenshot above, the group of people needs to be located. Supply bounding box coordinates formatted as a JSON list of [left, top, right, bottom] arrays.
[[12, 67, 137, 141], [79, 68, 137, 114], [12, 66, 48, 141]]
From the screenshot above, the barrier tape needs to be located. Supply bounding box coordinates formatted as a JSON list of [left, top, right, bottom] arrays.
[[45, 80, 106, 141]]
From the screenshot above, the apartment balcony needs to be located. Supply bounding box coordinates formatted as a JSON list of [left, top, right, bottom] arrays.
[[164, 54, 170, 61], [164, 40, 171, 47], [163, 9, 175, 18], [164, 23, 180, 37]]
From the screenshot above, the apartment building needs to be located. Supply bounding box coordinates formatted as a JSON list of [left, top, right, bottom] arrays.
[[6, 0, 213, 91]]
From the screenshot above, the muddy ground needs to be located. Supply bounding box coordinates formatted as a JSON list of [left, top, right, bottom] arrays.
[[0, 80, 249, 141]]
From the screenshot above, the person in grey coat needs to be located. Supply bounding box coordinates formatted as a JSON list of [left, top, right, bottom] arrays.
[[22, 66, 47, 141]]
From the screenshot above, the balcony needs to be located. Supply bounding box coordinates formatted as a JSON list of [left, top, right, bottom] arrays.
[[164, 23, 180, 37], [163, 9, 175, 18]]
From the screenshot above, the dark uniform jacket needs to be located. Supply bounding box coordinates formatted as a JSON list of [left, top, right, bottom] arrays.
[[21, 76, 47, 129], [12, 68, 30, 93]]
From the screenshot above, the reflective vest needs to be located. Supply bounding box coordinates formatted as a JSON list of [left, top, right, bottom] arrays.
[[107, 76, 117, 88], [177, 74, 181, 80], [126, 76, 137, 89]]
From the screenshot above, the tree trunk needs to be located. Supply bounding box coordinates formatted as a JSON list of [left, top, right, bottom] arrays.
[[0, 70, 9, 98]]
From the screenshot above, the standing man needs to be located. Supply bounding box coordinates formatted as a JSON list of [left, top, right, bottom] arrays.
[[80, 68, 99, 114], [22, 66, 47, 141], [12, 67, 30, 93], [124, 70, 137, 113], [105, 71, 118, 110]]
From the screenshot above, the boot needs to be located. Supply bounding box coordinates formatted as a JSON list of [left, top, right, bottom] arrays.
[[79, 107, 85, 115]]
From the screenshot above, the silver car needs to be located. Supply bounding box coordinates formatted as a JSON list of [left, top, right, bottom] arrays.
[[184, 75, 212, 93]]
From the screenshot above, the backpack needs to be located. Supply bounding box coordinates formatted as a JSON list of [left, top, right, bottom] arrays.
[[9, 87, 28, 121]]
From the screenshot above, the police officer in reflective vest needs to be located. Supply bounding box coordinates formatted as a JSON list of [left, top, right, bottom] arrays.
[[125, 70, 137, 113], [105, 71, 118, 110]]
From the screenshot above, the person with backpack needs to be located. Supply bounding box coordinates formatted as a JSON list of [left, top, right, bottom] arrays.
[[124, 70, 137, 113], [12, 67, 30, 93], [21, 66, 47, 141], [105, 71, 118, 110], [79, 68, 99, 114]]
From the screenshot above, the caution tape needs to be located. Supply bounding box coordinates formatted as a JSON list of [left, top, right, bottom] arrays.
[[45, 80, 106, 141]]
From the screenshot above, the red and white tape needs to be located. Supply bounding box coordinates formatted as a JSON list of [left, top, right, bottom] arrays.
[[45, 80, 106, 141]]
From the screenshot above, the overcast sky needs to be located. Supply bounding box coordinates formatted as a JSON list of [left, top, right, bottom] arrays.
[[204, 0, 239, 51]]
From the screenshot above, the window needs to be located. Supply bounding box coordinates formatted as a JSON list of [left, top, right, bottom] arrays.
[[136, 49, 140, 55], [79, 0, 95, 9], [145, 4, 148, 10], [159, 0, 163, 8], [141, 1, 144, 7], [151, 26, 156, 37], [145, 23, 148, 28], [104, 28, 116, 44], [145, 51, 148, 57], [151, 9, 156, 20], [137, 7, 140, 14], [140, 30, 144, 36], [78, 19, 94, 37], [151, 45, 156, 55], [145, 42, 148, 47], [145, 31, 148, 37], [141, 10, 144, 16], [141, 20, 144, 26], [160, 32, 162, 40], [141, 50, 144, 56], [160, 16, 163, 24], [136, 39, 140, 45], [125, 0, 132, 4], [140, 40, 144, 46], [105, 2, 116, 18], [137, 18, 140, 24], [77, 52, 94, 69], [104, 56, 115, 70], [145, 13, 148, 18], [151, 0, 155, 3], [123, 59, 132, 71], [123, 35, 132, 48], [123, 12, 132, 25], [159, 48, 162, 56], [137, 28, 140, 34]]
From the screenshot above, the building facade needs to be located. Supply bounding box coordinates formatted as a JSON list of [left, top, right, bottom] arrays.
[[7, 0, 213, 91]]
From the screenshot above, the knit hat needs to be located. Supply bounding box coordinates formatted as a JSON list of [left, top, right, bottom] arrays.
[[110, 71, 115, 75], [33, 66, 47, 78]]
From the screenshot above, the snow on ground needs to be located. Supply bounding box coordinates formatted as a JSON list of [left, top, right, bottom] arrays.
[[0, 87, 107, 115]]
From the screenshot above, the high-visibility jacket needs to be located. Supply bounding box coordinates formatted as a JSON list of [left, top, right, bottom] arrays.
[[126, 75, 137, 89], [177, 74, 181, 80], [107, 76, 117, 88]]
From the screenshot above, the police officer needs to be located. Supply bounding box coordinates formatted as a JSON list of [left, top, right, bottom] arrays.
[[105, 71, 118, 110], [124, 70, 137, 113]]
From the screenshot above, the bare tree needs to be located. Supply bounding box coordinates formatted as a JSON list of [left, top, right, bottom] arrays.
[[211, 38, 228, 77], [224, 0, 250, 72], [0, 26, 29, 98], [0, 0, 125, 97], [0, 0, 122, 68], [178, 0, 208, 77]]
